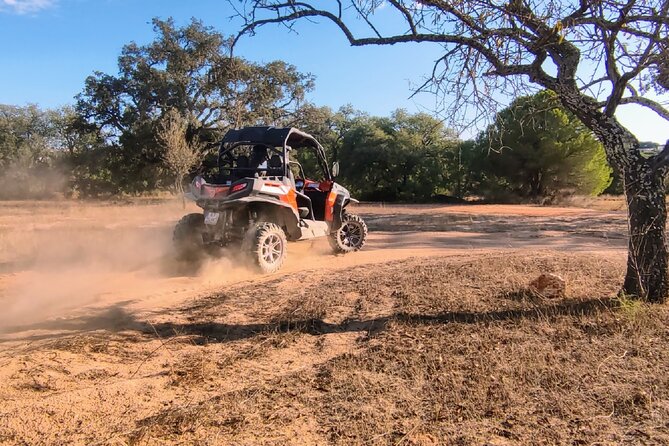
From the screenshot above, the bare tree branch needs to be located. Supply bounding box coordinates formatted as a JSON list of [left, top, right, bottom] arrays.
[[230, 0, 668, 169], [618, 96, 669, 121], [387, 0, 417, 35]]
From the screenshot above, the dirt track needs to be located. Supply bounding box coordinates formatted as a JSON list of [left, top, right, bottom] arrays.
[[0, 200, 627, 336], [1, 200, 652, 446]]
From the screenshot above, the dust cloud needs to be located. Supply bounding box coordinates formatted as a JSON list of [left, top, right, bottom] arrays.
[[0, 163, 68, 201], [0, 200, 391, 335], [0, 201, 253, 333]]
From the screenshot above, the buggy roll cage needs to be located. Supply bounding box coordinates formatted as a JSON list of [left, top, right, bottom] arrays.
[[219, 126, 332, 181]]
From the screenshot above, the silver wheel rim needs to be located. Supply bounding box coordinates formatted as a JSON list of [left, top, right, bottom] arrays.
[[261, 234, 283, 264], [339, 221, 363, 248]]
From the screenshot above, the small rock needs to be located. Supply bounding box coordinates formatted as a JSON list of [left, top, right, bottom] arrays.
[[529, 273, 566, 299]]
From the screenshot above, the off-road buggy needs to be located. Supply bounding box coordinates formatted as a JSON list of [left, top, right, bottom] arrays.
[[173, 126, 368, 273]]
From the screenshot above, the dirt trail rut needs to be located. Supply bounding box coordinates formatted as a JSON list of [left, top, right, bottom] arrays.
[[0, 201, 626, 342]]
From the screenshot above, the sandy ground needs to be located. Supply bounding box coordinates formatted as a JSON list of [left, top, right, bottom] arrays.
[[0, 199, 638, 445], [0, 201, 625, 326], [0, 200, 627, 336]]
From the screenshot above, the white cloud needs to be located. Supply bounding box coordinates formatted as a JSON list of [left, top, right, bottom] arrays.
[[0, 0, 56, 14]]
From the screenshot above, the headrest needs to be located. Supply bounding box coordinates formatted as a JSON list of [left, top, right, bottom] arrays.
[[268, 155, 283, 168], [236, 155, 250, 168]]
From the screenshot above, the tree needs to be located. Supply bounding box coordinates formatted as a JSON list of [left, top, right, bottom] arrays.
[[443, 140, 489, 199], [477, 91, 612, 199], [232, 0, 669, 302], [0, 104, 120, 198], [157, 109, 202, 207], [75, 17, 314, 193], [0, 104, 67, 198], [338, 110, 456, 201], [1, 104, 53, 166], [288, 104, 363, 175]]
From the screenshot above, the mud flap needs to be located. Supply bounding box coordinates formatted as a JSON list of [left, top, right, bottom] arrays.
[[332, 194, 347, 230]]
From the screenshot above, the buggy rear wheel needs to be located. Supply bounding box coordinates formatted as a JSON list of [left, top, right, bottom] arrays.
[[173, 213, 205, 261], [244, 222, 287, 273], [329, 212, 368, 254]]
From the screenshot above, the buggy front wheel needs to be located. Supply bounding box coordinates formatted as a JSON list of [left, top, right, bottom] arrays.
[[329, 212, 368, 254]]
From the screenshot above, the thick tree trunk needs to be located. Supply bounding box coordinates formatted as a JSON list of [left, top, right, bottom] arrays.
[[556, 88, 669, 302], [622, 164, 669, 302]]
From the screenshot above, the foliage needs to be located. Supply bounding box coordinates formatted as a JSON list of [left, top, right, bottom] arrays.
[[2, 96, 617, 204], [74, 17, 314, 194], [338, 110, 456, 201], [68, 147, 118, 197], [445, 139, 486, 199], [0, 104, 69, 199], [472, 91, 612, 200], [158, 109, 202, 206], [1, 104, 55, 166], [289, 104, 364, 177]]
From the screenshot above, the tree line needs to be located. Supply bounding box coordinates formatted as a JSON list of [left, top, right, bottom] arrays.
[[1, 18, 618, 202]]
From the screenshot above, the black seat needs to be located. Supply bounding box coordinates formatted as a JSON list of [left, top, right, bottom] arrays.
[[249, 146, 268, 170], [267, 154, 284, 177], [304, 188, 328, 221], [232, 155, 252, 181]]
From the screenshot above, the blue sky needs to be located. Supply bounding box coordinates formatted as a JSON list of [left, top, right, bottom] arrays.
[[1, 0, 667, 143]]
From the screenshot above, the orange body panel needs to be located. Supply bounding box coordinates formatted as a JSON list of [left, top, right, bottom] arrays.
[[280, 188, 299, 212], [325, 190, 337, 222]]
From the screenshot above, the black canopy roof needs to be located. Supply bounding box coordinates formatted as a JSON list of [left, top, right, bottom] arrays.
[[222, 126, 319, 149], [220, 126, 332, 179]]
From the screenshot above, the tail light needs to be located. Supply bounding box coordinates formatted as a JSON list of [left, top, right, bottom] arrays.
[[230, 182, 248, 193]]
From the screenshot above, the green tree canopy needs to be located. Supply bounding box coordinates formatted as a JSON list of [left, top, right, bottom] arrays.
[[0, 104, 57, 167], [338, 110, 457, 201], [288, 104, 363, 177], [75, 17, 315, 193], [471, 91, 612, 199]]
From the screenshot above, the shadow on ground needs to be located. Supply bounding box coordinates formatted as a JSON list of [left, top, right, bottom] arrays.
[[0, 296, 617, 346]]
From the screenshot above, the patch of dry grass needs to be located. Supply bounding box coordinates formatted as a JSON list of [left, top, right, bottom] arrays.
[[5, 252, 669, 445], [555, 194, 627, 211], [113, 253, 669, 445]]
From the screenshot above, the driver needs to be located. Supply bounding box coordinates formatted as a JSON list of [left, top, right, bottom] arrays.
[[249, 145, 269, 171]]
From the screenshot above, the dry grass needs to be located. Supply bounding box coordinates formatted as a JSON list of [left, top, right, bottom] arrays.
[[114, 253, 669, 445], [4, 252, 667, 445], [557, 194, 628, 211], [557, 194, 669, 212]]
